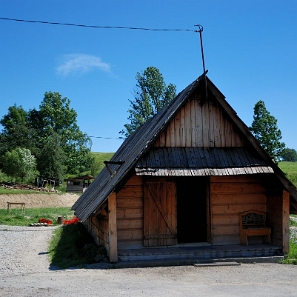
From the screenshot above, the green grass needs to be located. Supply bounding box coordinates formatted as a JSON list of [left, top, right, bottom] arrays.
[[91, 152, 114, 175], [290, 216, 297, 227], [281, 241, 297, 265], [49, 223, 107, 269], [279, 161, 297, 188], [281, 215, 297, 264], [0, 207, 74, 226]]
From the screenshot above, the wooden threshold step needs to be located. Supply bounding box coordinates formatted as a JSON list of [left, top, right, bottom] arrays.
[[194, 261, 241, 267]]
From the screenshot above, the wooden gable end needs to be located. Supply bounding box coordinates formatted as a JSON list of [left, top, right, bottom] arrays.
[[154, 95, 244, 148]]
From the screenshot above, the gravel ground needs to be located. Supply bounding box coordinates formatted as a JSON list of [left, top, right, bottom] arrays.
[[1, 225, 297, 297]]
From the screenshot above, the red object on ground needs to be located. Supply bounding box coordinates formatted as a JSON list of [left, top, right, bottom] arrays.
[[38, 218, 53, 225], [63, 217, 80, 225]]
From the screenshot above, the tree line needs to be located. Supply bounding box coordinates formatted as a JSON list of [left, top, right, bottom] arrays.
[[0, 66, 296, 184], [0, 92, 93, 183]]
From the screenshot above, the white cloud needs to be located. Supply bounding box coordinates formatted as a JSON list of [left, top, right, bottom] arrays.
[[56, 54, 111, 76]]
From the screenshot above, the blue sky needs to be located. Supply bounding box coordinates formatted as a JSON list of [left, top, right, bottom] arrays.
[[0, 0, 296, 152]]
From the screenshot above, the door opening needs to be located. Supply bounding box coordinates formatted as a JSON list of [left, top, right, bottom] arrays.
[[177, 177, 207, 243]]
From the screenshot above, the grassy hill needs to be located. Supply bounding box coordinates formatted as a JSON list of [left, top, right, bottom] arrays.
[[90, 152, 114, 177], [278, 162, 297, 187]]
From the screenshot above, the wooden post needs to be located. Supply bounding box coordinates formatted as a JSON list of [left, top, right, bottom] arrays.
[[282, 190, 290, 254], [108, 192, 118, 262]]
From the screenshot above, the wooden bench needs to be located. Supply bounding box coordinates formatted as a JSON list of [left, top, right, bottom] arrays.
[[7, 202, 25, 213], [240, 210, 271, 246]]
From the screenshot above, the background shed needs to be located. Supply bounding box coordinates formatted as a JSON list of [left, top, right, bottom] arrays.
[[66, 175, 93, 193]]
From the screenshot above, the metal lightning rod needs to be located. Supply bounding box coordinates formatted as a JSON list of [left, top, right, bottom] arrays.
[[195, 24, 208, 103]]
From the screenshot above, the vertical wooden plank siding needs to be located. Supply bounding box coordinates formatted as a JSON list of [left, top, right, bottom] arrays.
[[184, 102, 191, 147], [202, 101, 209, 147], [154, 97, 244, 148], [174, 112, 181, 147], [282, 190, 290, 253], [117, 176, 144, 249], [108, 192, 118, 262], [210, 176, 267, 245], [195, 100, 203, 147], [144, 178, 177, 247], [180, 106, 185, 147], [214, 103, 221, 147], [190, 99, 196, 146], [208, 101, 214, 147]]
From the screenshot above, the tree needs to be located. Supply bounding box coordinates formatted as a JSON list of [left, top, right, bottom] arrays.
[[0, 92, 93, 176], [280, 148, 297, 162], [120, 66, 176, 137], [37, 132, 65, 181], [2, 148, 38, 182], [249, 100, 285, 162], [0, 105, 38, 165], [30, 91, 93, 175]]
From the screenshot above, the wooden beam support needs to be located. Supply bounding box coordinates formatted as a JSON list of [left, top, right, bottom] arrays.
[[282, 190, 290, 254], [108, 192, 118, 262]]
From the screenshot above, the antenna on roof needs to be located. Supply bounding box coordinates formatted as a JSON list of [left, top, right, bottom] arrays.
[[195, 24, 208, 103]]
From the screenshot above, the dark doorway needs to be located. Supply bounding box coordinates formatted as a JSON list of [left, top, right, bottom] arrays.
[[177, 177, 207, 243]]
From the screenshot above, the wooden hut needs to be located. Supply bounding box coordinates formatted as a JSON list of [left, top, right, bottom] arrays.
[[72, 74, 297, 263], [66, 175, 93, 193]]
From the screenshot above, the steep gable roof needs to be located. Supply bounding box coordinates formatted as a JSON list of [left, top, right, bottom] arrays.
[[72, 74, 297, 221]]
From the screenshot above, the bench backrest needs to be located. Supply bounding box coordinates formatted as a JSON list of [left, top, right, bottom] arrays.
[[240, 211, 266, 228]]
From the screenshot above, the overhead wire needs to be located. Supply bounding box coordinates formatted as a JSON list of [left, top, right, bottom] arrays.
[[89, 135, 124, 140], [0, 17, 199, 141], [0, 17, 195, 32]]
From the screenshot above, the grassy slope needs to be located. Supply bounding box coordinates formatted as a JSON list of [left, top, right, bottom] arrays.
[[91, 152, 114, 175], [278, 161, 297, 187]]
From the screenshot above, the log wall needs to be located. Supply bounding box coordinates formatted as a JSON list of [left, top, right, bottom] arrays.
[[266, 190, 289, 252], [210, 175, 267, 245], [85, 174, 286, 252], [154, 98, 244, 148], [84, 215, 109, 253], [117, 175, 144, 249]]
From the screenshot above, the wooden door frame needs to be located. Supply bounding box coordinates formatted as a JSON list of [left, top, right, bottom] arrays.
[[176, 176, 210, 244]]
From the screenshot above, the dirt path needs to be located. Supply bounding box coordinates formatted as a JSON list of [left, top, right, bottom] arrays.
[[1, 225, 297, 297], [1, 194, 297, 296], [0, 193, 79, 209]]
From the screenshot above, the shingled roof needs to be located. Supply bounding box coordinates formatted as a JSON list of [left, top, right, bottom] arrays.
[[72, 74, 297, 221]]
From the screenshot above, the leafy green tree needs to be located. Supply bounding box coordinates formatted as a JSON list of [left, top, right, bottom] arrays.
[[120, 66, 176, 137], [0, 92, 93, 176], [2, 148, 38, 182], [249, 100, 285, 162], [0, 105, 38, 164], [280, 148, 297, 162], [37, 132, 65, 181], [30, 91, 93, 175]]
